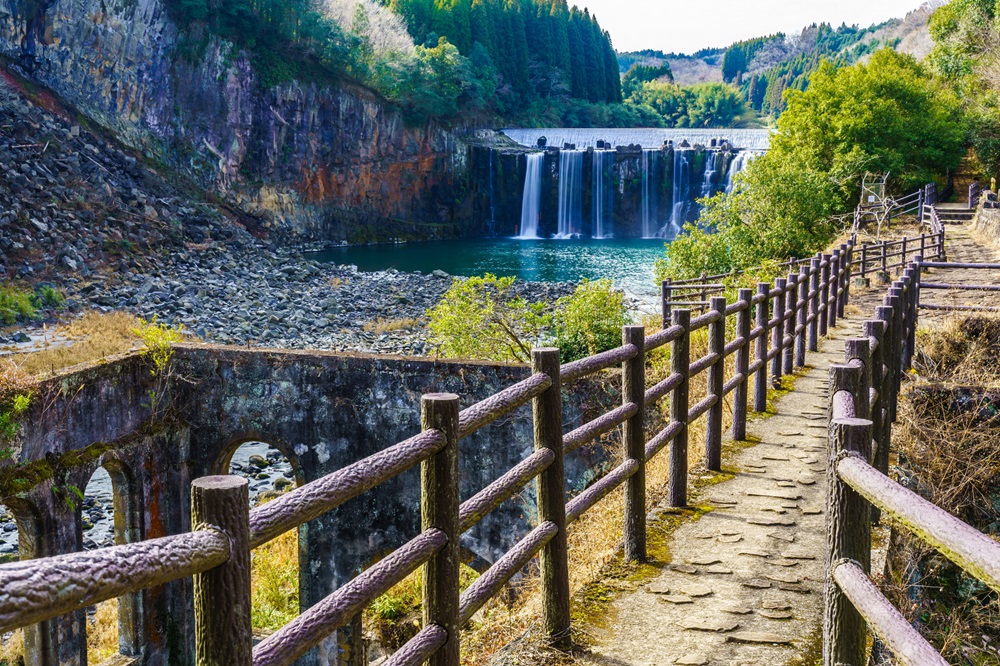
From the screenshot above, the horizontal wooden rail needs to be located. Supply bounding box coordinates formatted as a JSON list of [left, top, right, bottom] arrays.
[[384, 625, 448, 666], [563, 402, 639, 454], [252, 529, 447, 666], [921, 282, 1000, 291], [458, 521, 557, 624], [920, 261, 1000, 269], [458, 372, 551, 437], [644, 420, 685, 460], [837, 455, 1000, 593], [249, 430, 446, 548], [0, 529, 230, 634], [565, 459, 639, 524], [459, 449, 554, 533], [561, 344, 638, 383]]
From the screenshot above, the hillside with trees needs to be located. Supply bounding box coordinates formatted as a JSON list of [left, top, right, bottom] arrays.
[[619, 3, 941, 125]]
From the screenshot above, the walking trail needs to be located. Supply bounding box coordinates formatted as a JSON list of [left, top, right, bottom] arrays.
[[567, 222, 998, 666]]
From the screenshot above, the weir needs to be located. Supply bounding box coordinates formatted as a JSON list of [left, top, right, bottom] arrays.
[[482, 130, 761, 240]]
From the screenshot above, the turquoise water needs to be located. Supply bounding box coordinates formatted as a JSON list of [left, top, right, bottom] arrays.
[[310, 238, 668, 298]]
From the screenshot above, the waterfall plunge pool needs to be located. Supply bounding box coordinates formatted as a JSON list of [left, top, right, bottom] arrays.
[[309, 237, 668, 301]]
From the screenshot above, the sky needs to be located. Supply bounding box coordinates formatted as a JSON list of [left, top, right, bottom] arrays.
[[582, 0, 926, 54]]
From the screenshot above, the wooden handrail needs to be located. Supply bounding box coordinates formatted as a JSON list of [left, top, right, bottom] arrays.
[[4, 223, 909, 665], [824, 255, 1000, 665]]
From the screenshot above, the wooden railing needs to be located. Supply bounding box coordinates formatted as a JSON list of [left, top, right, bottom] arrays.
[[824, 256, 1000, 666], [969, 181, 982, 209], [0, 240, 860, 664], [855, 228, 944, 282]]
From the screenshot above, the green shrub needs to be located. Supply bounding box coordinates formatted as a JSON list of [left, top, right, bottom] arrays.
[[0, 285, 37, 325], [427, 276, 628, 363], [427, 274, 546, 363], [33, 286, 66, 310], [552, 279, 629, 363]]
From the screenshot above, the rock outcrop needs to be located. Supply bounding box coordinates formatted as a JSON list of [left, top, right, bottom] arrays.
[[0, 0, 468, 244]]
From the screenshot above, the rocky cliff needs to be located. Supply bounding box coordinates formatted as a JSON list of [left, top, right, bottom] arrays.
[[0, 0, 469, 244]]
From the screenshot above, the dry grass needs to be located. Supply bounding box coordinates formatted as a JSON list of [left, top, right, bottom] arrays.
[[87, 599, 119, 664], [362, 317, 420, 335], [251, 526, 300, 633], [878, 314, 1000, 663], [8, 311, 143, 378], [0, 629, 22, 665]]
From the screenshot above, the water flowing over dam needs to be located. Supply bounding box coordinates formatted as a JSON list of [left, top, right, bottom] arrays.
[[470, 129, 764, 240]]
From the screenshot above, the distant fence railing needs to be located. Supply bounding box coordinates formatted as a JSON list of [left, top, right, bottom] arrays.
[[970, 181, 982, 209], [824, 255, 1000, 666]]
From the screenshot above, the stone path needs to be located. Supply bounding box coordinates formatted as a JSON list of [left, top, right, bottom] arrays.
[[918, 223, 1000, 319], [574, 320, 863, 666]]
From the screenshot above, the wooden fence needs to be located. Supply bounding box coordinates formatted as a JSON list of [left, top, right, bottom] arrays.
[[824, 255, 1000, 666], [0, 238, 864, 664]]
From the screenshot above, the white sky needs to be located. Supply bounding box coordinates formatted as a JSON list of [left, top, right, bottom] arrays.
[[583, 0, 925, 54]]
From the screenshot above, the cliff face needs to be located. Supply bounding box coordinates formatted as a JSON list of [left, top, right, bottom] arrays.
[[0, 0, 468, 244]]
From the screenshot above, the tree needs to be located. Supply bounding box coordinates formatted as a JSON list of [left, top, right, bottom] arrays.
[[772, 49, 964, 205]]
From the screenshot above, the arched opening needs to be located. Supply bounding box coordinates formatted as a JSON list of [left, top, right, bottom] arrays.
[[0, 501, 23, 663], [0, 498, 45, 665], [82, 460, 143, 664], [226, 441, 302, 638]]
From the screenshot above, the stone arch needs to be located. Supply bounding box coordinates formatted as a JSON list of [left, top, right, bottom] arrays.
[[2, 496, 51, 666], [212, 434, 304, 487], [81, 454, 144, 660], [219, 438, 304, 633]]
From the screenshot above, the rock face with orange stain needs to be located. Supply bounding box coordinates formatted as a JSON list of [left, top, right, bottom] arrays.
[[0, 0, 471, 244]]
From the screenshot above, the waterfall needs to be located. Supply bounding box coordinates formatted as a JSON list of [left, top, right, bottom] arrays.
[[665, 148, 692, 238], [488, 148, 496, 235], [725, 151, 757, 194], [701, 150, 720, 198], [556, 150, 583, 238], [641, 149, 660, 239], [593, 150, 613, 238], [517, 153, 544, 239]]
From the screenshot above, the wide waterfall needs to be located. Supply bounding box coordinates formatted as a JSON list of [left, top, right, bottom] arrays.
[[642, 149, 660, 238], [517, 152, 544, 238], [666, 149, 692, 238], [502, 128, 773, 151], [593, 150, 613, 238], [556, 150, 583, 238]]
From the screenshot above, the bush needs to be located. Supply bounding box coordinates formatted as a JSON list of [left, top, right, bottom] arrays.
[[552, 279, 629, 363], [33, 286, 66, 310], [0, 285, 36, 325], [427, 274, 545, 363], [427, 276, 628, 363]]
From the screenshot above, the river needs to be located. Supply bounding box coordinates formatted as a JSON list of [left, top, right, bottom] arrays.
[[309, 237, 667, 302]]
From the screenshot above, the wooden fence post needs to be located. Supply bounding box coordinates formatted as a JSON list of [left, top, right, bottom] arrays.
[[824, 364, 873, 666], [881, 241, 888, 276], [829, 250, 840, 330], [669, 310, 691, 508], [872, 305, 898, 474], [820, 255, 830, 337], [754, 283, 769, 412], [900, 237, 908, 275], [661, 279, 672, 329], [844, 339, 871, 421], [732, 289, 752, 441], [796, 266, 808, 368], [623, 326, 646, 562], [772, 278, 786, 386], [920, 234, 926, 260], [783, 273, 796, 375], [862, 319, 885, 524], [421, 393, 461, 666], [860, 244, 867, 280], [809, 258, 820, 352], [885, 289, 903, 423], [531, 349, 571, 647], [706, 298, 726, 472], [699, 272, 708, 311], [842, 243, 851, 313], [192, 476, 252, 666]]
